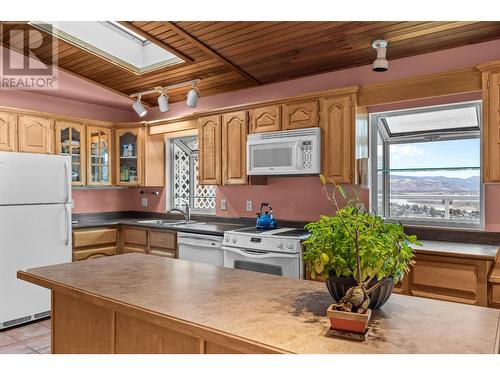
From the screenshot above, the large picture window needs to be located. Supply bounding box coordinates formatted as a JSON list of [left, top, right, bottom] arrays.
[[170, 136, 216, 214], [370, 102, 482, 228]]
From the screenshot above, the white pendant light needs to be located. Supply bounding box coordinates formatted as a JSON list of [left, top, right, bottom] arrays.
[[186, 81, 200, 108], [158, 92, 170, 112], [132, 96, 147, 117], [372, 39, 389, 72]]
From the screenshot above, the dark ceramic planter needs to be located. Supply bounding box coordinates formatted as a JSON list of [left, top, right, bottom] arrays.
[[325, 275, 394, 310]]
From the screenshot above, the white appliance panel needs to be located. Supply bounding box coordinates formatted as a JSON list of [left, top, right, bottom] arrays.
[[178, 233, 223, 267], [0, 203, 72, 327], [223, 246, 302, 279], [0, 152, 71, 205]]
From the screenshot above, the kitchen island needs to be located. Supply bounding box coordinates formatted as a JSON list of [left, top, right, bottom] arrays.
[[18, 254, 500, 354]]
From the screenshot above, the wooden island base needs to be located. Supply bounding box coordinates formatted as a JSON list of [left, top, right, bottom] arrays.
[[18, 254, 500, 354]]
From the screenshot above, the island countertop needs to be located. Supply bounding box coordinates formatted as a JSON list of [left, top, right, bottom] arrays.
[[18, 254, 500, 354]]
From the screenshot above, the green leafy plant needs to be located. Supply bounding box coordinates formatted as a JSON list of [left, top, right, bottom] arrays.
[[303, 175, 420, 314]]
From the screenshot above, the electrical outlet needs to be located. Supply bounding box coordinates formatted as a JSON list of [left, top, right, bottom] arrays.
[[220, 199, 227, 211], [141, 197, 148, 207], [246, 200, 252, 212]]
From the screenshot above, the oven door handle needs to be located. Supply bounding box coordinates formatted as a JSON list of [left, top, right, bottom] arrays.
[[222, 246, 297, 259]]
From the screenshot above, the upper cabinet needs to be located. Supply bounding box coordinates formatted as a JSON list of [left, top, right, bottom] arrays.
[[321, 93, 356, 184], [249, 105, 281, 133], [198, 115, 222, 185], [0, 111, 17, 152], [18, 115, 53, 154], [222, 111, 248, 185], [115, 127, 142, 186], [87, 126, 112, 185], [480, 65, 500, 182], [282, 99, 320, 130], [55, 121, 86, 186]]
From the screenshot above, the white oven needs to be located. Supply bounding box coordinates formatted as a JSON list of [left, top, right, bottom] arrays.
[[247, 128, 321, 175], [222, 247, 303, 279]]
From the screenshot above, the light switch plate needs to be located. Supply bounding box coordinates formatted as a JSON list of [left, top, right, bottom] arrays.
[[141, 197, 148, 207], [246, 200, 252, 212], [220, 199, 227, 211]]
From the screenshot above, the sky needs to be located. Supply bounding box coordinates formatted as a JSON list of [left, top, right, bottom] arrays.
[[386, 138, 480, 178]]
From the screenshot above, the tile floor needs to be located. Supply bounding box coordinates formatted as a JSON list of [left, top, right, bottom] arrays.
[[0, 319, 51, 354]]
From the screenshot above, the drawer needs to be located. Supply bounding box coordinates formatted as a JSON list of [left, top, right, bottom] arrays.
[[73, 228, 118, 248], [149, 248, 176, 258], [73, 246, 117, 261], [123, 245, 147, 254], [149, 230, 176, 250], [122, 227, 148, 246]]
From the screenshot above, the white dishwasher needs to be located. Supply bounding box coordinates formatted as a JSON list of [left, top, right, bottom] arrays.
[[177, 232, 224, 266]]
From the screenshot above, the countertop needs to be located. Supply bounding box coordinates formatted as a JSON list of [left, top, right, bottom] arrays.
[[413, 240, 499, 261], [72, 217, 246, 236], [18, 254, 500, 354]]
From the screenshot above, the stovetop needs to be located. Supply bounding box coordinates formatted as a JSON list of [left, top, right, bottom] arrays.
[[231, 227, 309, 239]]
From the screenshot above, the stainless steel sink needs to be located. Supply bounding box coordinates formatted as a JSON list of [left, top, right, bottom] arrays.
[[135, 219, 185, 225], [167, 221, 203, 226]]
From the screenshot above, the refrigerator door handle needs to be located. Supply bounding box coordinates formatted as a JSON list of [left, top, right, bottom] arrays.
[[65, 204, 71, 247], [64, 161, 70, 204]]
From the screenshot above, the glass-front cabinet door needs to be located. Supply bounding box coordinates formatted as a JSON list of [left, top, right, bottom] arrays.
[[55, 121, 86, 185], [87, 126, 112, 185], [115, 127, 142, 186]]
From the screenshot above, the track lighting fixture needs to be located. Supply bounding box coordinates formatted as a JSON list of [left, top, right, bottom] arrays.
[[130, 79, 200, 117], [186, 81, 200, 108], [372, 39, 389, 72], [158, 91, 170, 113], [132, 95, 147, 117]]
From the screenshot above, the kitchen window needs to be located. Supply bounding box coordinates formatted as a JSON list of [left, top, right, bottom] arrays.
[[370, 102, 483, 228], [169, 136, 216, 214]]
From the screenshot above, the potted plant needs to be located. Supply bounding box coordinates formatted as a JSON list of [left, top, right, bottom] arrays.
[[303, 175, 420, 333]]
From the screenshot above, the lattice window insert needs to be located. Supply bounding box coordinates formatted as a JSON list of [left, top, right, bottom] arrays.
[[171, 137, 216, 213]]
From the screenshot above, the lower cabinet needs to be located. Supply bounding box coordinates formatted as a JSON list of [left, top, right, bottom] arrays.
[[72, 227, 118, 261], [119, 225, 177, 258], [121, 226, 148, 253], [149, 230, 177, 258], [488, 262, 500, 308], [306, 251, 493, 307]]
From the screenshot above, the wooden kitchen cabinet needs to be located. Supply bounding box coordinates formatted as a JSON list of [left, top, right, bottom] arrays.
[[222, 111, 248, 185], [0, 111, 17, 152], [249, 105, 281, 133], [282, 99, 320, 130], [198, 115, 221, 185], [149, 230, 177, 258], [143, 132, 165, 187], [115, 127, 142, 186], [72, 227, 118, 261], [55, 121, 86, 186], [87, 126, 112, 185], [121, 226, 148, 254], [17, 115, 54, 154], [479, 66, 500, 182], [321, 92, 356, 184]]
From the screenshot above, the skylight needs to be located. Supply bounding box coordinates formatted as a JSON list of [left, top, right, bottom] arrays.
[[382, 105, 480, 136], [30, 21, 184, 74]]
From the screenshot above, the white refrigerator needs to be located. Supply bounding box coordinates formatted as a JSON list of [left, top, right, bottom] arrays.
[[0, 151, 72, 329]]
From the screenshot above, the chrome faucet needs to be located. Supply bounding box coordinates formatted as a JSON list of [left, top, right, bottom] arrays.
[[167, 200, 191, 222]]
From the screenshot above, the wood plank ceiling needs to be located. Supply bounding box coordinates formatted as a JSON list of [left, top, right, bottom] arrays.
[[3, 21, 500, 106]]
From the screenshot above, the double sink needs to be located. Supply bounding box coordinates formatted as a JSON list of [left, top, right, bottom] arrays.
[[135, 219, 206, 228]]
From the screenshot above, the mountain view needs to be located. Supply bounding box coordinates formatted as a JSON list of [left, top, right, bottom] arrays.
[[390, 175, 480, 193]]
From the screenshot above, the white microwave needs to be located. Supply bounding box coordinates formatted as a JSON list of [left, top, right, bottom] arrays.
[[247, 128, 321, 175]]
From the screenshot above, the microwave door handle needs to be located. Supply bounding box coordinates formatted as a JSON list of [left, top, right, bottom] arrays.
[[222, 246, 297, 259]]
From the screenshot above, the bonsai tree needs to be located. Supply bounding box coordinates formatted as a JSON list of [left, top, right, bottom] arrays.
[[303, 175, 420, 314]]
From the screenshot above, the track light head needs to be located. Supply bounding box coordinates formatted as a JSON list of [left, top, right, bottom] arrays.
[[372, 39, 389, 72], [186, 81, 200, 108], [158, 92, 170, 113], [132, 96, 147, 117]]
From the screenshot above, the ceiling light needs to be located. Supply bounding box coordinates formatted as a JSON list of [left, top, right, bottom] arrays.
[[132, 96, 147, 117], [372, 39, 389, 72], [186, 81, 200, 108], [158, 92, 170, 113]]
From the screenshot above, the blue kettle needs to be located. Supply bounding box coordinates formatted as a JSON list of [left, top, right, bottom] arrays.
[[256, 202, 278, 230]]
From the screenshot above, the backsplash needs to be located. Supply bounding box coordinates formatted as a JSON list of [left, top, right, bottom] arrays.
[[216, 176, 369, 222]]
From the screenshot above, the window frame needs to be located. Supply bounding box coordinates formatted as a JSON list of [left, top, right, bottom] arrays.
[[168, 137, 216, 215], [370, 101, 484, 229]]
